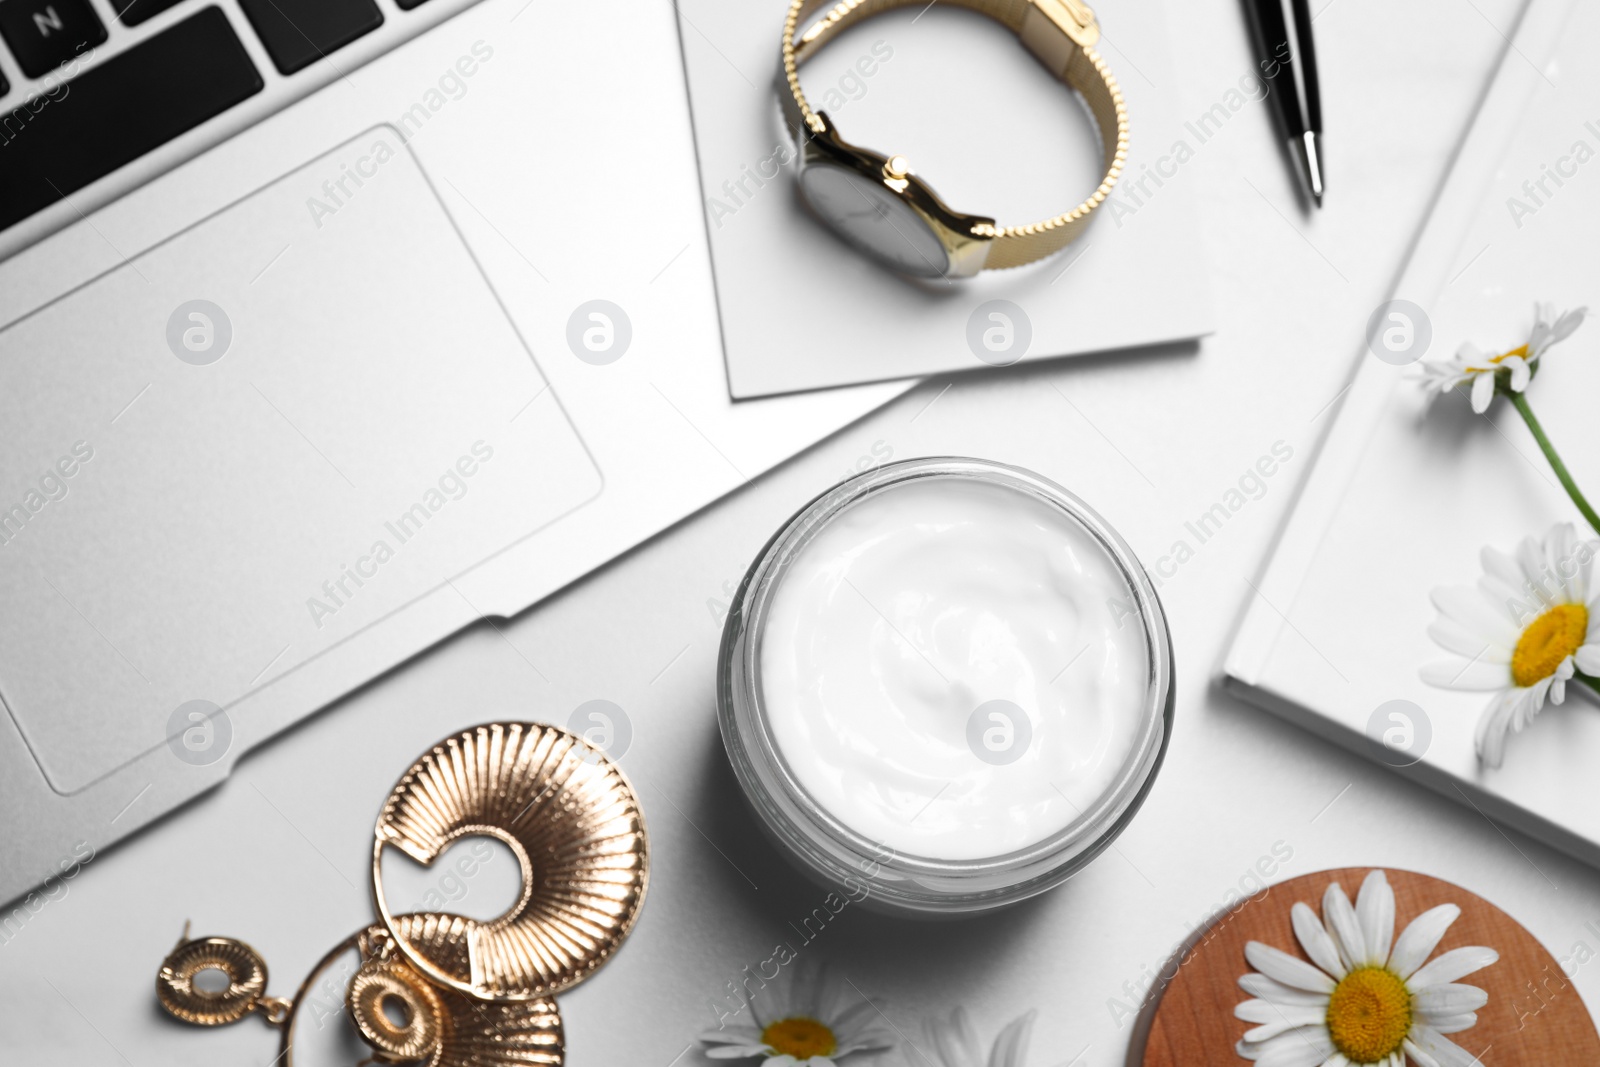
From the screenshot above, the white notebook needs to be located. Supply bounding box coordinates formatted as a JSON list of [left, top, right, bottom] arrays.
[[1224, 0, 1600, 863]]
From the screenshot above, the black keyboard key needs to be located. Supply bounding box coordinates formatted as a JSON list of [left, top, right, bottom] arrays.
[[0, 68, 8, 98], [0, 0, 106, 78], [395, 0, 432, 9], [111, 0, 189, 27], [237, 0, 382, 76], [0, 7, 262, 233]]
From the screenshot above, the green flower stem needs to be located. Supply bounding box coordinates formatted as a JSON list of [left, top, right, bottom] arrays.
[[1576, 672, 1600, 700], [1511, 392, 1600, 539]]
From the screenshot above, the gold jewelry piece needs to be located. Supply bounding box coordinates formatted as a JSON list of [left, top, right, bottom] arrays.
[[371, 721, 649, 1001], [347, 952, 445, 1060], [155, 926, 289, 1027], [153, 721, 646, 1066], [279, 924, 566, 1067], [780, 0, 1129, 277]]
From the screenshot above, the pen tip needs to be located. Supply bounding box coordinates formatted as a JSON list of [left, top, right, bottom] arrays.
[[1300, 131, 1325, 207]]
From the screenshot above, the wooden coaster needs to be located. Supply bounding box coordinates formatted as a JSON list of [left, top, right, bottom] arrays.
[[1138, 867, 1599, 1065]]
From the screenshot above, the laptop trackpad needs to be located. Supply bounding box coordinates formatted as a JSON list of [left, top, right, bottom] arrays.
[[0, 126, 601, 794]]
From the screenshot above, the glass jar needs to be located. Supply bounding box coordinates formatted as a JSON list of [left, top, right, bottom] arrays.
[[717, 457, 1173, 917]]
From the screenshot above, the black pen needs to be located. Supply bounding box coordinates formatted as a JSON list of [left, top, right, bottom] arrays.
[[1247, 0, 1324, 206]]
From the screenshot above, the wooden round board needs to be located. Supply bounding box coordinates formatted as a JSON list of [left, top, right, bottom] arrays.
[[1139, 867, 1599, 1066]]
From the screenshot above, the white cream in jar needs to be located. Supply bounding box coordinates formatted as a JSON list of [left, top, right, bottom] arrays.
[[718, 458, 1171, 916], [759, 475, 1149, 860]]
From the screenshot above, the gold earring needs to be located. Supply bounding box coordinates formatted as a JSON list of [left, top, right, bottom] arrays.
[[275, 924, 565, 1067], [155, 924, 291, 1028], [371, 721, 650, 1002], [346, 935, 446, 1062]]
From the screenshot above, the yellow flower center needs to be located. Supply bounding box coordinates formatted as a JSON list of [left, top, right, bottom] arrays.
[[1466, 343, 1530, 373], [762, 1017, 837, 1059], [1325, 967, 1412, 1064], [1512, 603, 1588, 687]]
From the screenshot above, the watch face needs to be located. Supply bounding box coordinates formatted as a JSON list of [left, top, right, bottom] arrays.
[[799, 164, 950, 277]]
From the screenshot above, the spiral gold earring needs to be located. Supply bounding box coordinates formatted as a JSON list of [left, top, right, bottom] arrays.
[[370, 722, 649, 1002]]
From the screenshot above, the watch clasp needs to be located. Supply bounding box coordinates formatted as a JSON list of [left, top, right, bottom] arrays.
[[1021, 0, 1099, 79]]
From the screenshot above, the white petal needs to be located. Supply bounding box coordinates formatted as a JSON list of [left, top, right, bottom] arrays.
[[1240, 1004, 1326, 1042], [1510, 674, 1545, 718], [1355, 870, 1395, 966], [1408, 1026, 1488, 1067], [1569, 542, 1598, 604], [1421, 660, 1509, 694], [1480, 543, 1525, 586], [705, 1046, 769, 1059], [1424, 1012, 1478, 1034], [1477, 570, 1536, 618], [1245, 942, 1337, 993], [1525, 675, 1552, 715], [1545, 523, 1577, 590], [1431, 585, 1521, 645], [1238, 973, 1333, 1007], [1408, 946, 1500, 989], [1413, 982, 1490, 1015], [1515, 533, 1548, 590], [1504, 356, 1530, 391], [1256, 1030, 1335, 1067], [1474, 688, 1523, 768], [926, 1007, 982, 1067], [1470, 371, 1494, 412], [1321, 882, 1365, 971], [1389, 904, 1460, 977], [828, 1000, 880, 1042], [1292, 902, 1347, 979], [1549, 306, 1587, 345], [1236, 1000, 1324, 1026], [1404, 1040, 1444, 1067], [1421, 659, 1511, 691], [1427, 617, 1511, 661], [699, 1027, 766, 1046], [1574, 641, 1600, 675], [1236, 999, 1281, 1024], [986, 1010, 1035, 1067]]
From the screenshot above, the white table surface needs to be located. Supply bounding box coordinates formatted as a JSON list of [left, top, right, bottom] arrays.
[[7, 0, 1591, 1064]]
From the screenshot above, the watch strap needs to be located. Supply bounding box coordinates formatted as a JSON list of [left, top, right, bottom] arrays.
[[781, 0, 1127, 270]]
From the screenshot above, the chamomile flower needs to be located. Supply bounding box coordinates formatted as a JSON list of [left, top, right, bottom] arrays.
[[917, 1007, 1037, 1067], [698, 966, 895, 1066], [1235, 870, 1497, 1067], [1421, 522, 1600, 767], [1416, 303, 1586, 413]]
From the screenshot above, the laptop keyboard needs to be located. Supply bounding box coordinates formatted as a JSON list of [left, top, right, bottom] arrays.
[[0, 0, 482, 250], [2, 8, 260, 231], [237, 0, 384, 75]]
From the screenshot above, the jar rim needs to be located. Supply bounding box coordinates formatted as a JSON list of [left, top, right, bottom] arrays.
[[719, 457, 1173, 909]]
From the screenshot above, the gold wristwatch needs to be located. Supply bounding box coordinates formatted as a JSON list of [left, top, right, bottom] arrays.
[[780, 0, 1128, 278]]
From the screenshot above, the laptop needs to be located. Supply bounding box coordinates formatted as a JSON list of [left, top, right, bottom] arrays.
[[0, 0, 905, 904]]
